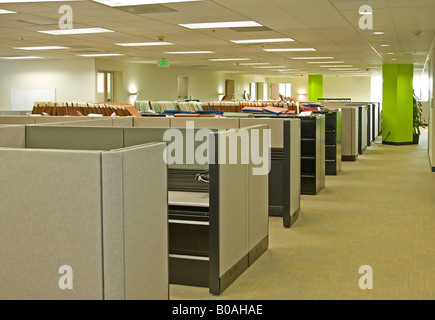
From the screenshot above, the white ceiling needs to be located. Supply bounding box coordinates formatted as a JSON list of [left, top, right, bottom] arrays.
[[0, 0, 434, 76]]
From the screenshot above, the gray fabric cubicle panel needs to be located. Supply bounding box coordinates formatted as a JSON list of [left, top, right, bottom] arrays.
[[133, 117, 171, 128], [25, 126, 124, 151], [124, 127, 209, 170], [0, 116, 36, 125], [61, 119, 114, 127], [288, 119, 301, 216], [111, 117, 134, 127], [0, 149, 104, 300], [170, 117, 240, 129], [239, 118, 285, 149], [244, 125, 269, 252], [213, 129, 249, 277], [102, 143, 168, 300], [0, 125, 25, 148]]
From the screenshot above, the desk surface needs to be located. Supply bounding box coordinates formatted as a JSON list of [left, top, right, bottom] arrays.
[[168, 191, 209, 207]]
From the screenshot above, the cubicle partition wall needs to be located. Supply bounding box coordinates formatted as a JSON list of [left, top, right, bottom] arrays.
[[0, 136, 168, 300], [123, 125, 270, 295], [0, 125, 25, 148], [167, 117, 301, 228]]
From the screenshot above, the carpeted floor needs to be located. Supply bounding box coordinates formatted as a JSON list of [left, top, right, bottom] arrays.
[[170, 128, 435, 300]]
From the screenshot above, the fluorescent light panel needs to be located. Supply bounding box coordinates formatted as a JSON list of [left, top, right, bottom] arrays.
[[38, 28, 114, 35], [115, 42, 173, 46], [0, 0, 77, 2], [291, 57, 334, 60], [179, 21, 262, 29], [254, 66, 286, 69], [79, 53, 123, 57], [209, 58, 250, 61], [0, 9, 16, 14], [166, 51, 214, 54], [1, 56, 41, 60], [330, 68, 359, 71], [263, 48, 316, 52], [230, 38, 294, 44], [319, 65, 353, 68], [93, 0, 202, 6], [14, 46, 69, 50], [238, 62, 270, 66], [307, 61, 344, 64]]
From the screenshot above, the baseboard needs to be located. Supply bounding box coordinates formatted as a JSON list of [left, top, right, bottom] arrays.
[[248, 236, 269, 266], [215, 254, 249, 295], [432, 167, 435, 173], [382, 141, 413, 146], [342, 155, 358, 161], [289, 209, 300, 227]]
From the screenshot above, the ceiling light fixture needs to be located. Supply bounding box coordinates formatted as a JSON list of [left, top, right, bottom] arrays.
[[79, 53, 124, 57], [230, 38, 294, 44], [263, 48, 316, 52], [319, 65, 353, 68], [114, 42, 174, 46], [380, 44, 390, 47], [179, 21, 262, 29], [14, 46, 70, 50], [253, 66, 287, 69], [0, 9, 16, 14], [373, 31, 384, 35], [1, 56, 42, 60], [38, 27, 114, 35], [329, 68, 360, 71], [166, 51, 214, 54], [291, 57, 334, 60], [306, 61, 345, 64], [93, 0, 202, 6], [237, 62, 270, 66], [209, 58, 250, 61], [0, 0, 78, 2]]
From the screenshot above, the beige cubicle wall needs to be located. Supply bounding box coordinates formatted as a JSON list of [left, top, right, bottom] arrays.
[[0, 139, 168, 300], [0, 125, 25, 148], [16, 123, 270, 295]]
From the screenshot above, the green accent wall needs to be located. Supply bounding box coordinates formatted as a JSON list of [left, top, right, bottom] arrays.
[[382, 64, 414, 144], [308, 75, 323, 102]]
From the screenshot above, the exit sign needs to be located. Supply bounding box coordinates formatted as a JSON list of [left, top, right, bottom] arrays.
[[158, 59, 169, 68]]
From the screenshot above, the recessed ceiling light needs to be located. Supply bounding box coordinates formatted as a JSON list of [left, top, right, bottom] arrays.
[[14, 46, 70, 50], [1, 56, 42, 60], [93, 0, 202, 6], [237, 62, 270, 66], [79, 53, 124, 57], [209, 58, 250, 61], [380, 44, 390, 47], [319, 65, 353, 68], [38, 28, 114, 35], [263, 48, 316, 52], [114, 42, 174, 46], [0, 0, 78, 2], [391, 58, 397, 61], [373, 31, 384, 35], [330, 68, 360, 71], [307, 61, 345, 64], [0, 9, 16, 14], [387, 52, 394, 55], [179, 21, 262, 29], [166, 51, 214, 54], [253, 66, 287, 69], [291, 57, 334, 60], [230, 38, 294, 44]]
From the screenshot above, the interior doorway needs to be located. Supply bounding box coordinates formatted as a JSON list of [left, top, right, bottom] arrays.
[[97, 71, 114, 102]]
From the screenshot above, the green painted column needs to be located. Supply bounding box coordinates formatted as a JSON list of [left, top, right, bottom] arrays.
[[308, 75, 323, 102], [382, 64, 414, 144]]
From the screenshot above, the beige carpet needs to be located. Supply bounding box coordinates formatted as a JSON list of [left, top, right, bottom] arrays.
[[170, 128, 435, 300]]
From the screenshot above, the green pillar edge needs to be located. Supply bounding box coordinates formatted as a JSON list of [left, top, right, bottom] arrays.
[[308, 75, 323, 102], [382, 64, 414, 144]]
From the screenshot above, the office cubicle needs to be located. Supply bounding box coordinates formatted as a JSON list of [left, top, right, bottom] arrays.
[[0, 129, 168, 300]]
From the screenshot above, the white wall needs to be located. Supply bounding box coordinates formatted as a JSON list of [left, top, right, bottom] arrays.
[[0, 59, 96, 110], [323, 76, 372, 102], [428, 47, 434, 168], [95, 59, 268, 104]]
